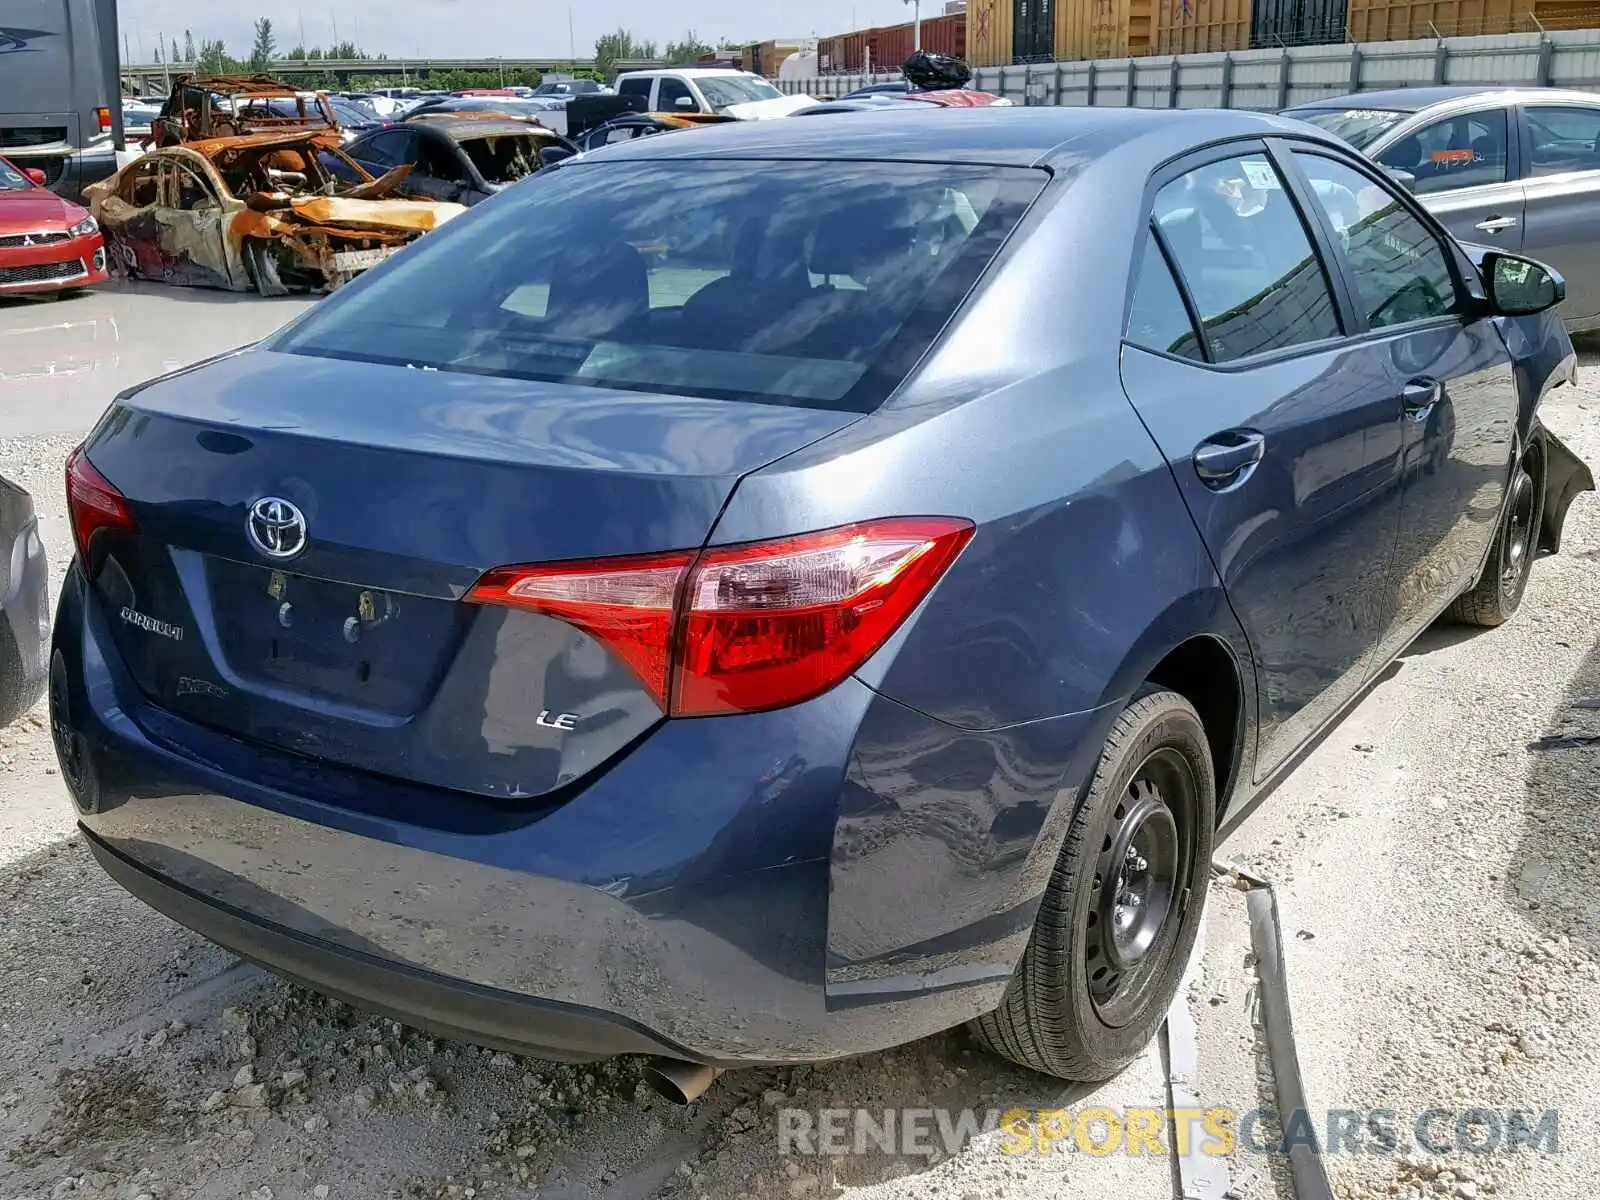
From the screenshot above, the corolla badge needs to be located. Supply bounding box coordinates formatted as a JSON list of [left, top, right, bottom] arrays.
[[247, 496, 308, 559], [0, 28, 51, 54]]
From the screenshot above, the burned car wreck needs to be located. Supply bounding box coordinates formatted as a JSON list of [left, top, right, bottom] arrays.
[[85, 131, 464, 295], [149, 74, 339, 148]]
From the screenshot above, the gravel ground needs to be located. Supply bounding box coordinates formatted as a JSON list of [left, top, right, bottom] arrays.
[[1, 288, 1597, 1200]]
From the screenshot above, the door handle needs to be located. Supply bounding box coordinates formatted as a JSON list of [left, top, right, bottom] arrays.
[[1474, 216, 1519, 233], [1401, 378, 1443, 420], [1193, 431, 1266, 486]]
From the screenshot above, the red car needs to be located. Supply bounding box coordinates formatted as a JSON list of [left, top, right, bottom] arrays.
[[0, 157, 109, 298]]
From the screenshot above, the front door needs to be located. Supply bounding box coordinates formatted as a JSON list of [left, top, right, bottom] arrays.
[[1289, 149, 1519, 655], [160, 161, 236, 290], [1374, 107, 1526, 255], [1515, 102, 1600, 326], [1120, 144, 1406, 779]]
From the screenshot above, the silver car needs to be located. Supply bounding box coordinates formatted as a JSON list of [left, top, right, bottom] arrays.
[[1286, 86, 1600, 331]]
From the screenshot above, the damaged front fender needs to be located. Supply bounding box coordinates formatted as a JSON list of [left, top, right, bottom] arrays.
[[1538, 426, 1595, 556]]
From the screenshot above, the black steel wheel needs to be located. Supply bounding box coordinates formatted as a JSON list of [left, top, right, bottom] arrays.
[[971, 687, 1215, 1082], [1449, 447, 1544, 628]]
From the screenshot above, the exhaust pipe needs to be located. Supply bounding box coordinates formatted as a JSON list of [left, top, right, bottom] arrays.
[[642, 1057, 722, 1104]]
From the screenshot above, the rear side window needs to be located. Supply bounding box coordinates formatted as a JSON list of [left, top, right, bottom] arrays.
[[1525, 105, 1600, 176], [1126, 229, 1203, 361], [1377, 110, 1508, 194], [1153, 153, 1341, 364], [617, 77, 653, 102], [274, 161, 1047, 413], [1294, 153, 1459, 330]]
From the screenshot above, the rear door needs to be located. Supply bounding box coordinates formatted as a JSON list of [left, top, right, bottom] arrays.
[[1288, 147, 1518, 657], [1120, 141, 1407, 780], [1515, 101, 1600, 325], [1374, 106, 1526, 253]]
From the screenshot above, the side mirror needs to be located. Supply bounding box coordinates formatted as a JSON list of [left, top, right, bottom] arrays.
[[539, 145, 575, 168], [23, 168, 46, 186], [673, 95, 696, 111], [1484, 251, 1565, 316], [1383, 167, 1416, 192]]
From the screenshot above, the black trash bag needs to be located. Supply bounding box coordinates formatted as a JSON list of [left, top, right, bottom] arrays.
[[902, 50, 972, 92]]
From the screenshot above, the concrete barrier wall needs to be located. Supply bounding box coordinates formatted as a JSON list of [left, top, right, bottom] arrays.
[[777, 27, 1600, 109]]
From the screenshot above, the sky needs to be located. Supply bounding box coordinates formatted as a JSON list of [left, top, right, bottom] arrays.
[[116, 0, 923, 62]]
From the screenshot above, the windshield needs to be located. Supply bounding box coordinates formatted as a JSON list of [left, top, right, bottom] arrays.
[[274, 160, 1045, 412], [697, 76, 784, 110], [0, 160, 31, 190], [1290, 108, 1410, 149], [329, 99, 378, 124], [459, 133, 544, 183]]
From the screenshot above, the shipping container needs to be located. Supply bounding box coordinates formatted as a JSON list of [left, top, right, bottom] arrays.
[[1250, 0, 1348, 46], [1058, 0, 1154, 60], [816, 35, 844, 73], [1345, 0, 1518, 41], [968, 0, 1016, 66], [1155, 0, 1250, 53], [870, 14, 967, 70]]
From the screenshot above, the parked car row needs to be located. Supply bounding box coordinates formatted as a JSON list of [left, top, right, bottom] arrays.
[[29, 104, 1593, 1111]]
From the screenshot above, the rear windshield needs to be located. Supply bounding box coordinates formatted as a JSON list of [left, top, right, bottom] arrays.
[[1289, 108, 1410, 149], [274, 160, 1045, 412]]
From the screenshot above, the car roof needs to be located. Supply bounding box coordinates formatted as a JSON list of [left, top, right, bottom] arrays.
[[586, 105, 1332, 168], [617, 68, 755, 79], [408, 116, 557, 140], [1287, 85, 1600, 113]]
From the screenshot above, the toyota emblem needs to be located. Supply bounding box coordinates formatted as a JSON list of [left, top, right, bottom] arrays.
[[247, 496, 308, 559]]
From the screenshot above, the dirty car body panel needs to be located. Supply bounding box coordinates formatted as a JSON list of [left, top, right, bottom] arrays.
[[52, 109, 1591, 1066], [85, 133, 465, 293]]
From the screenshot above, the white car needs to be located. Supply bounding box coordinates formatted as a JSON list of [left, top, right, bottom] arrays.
[[613, 68, 813, 120]]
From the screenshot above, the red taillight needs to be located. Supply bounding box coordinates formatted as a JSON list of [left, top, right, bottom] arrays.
[[65, 446, 137, 561], [470, 551, 693, 708], [96, 106, 112, 131], [467, 517, 974, 717]]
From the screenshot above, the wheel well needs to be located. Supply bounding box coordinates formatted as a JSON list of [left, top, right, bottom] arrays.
[[1145, 636, 1242, 820]]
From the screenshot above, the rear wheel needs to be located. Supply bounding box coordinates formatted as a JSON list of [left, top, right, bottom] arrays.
[[243, 238, 290, 297], [1448, 447, 1543, 628], [971, 687, 1214, 1081]]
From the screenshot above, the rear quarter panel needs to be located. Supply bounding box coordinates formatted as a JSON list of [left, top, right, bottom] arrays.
[[711, 159, 1256, 997]]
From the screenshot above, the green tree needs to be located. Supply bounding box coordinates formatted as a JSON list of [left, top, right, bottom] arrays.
[[594, 27, 659, 76], [170, 38, 180, 63], [664, 31, 714, 64], [196, 39, 239, 74], [249, 17, 277, 70], [183, 30, 196, 62]]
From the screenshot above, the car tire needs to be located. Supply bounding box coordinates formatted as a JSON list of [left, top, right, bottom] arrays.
[[244, 238, 290, 298], [971, 686, 1215, 1081], [1448, 447, 1543, 629]]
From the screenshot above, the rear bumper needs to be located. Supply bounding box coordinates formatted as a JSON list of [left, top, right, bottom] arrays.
[[84, 828, 697, 1061], [52, 563, 1102, 1064]]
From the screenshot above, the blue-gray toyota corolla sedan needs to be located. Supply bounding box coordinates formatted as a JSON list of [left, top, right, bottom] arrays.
[[50, 107, 1593, 1096]]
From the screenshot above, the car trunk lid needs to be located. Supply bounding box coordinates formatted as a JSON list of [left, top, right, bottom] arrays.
[[80, 348, 858, 799]]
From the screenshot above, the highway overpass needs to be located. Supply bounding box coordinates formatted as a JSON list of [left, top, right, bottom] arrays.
[[123, 57, 598, 92]]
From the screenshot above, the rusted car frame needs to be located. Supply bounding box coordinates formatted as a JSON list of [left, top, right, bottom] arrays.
[[152, 74, 340, 148], [85, 131, 464, 295]]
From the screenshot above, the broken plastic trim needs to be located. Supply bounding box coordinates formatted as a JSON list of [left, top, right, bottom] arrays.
[[1216, 861, 1334, 1200]]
